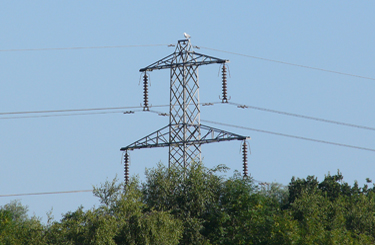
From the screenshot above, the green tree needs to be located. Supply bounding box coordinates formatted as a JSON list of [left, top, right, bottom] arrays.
[[205, 173, 285, 245], [142, 162, 225, 244], [114, 177, 183, 245], [46, 176, 183, 245], [0, 200, 46, 244], [5, 165, 375, 244], [285, 172, 375, 244]]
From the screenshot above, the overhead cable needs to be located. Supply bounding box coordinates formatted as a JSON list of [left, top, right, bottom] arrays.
[[0, 189, 92, 198], [0, 179, 285, 198], [199, 46, 375, 81], [200, 119, 375, 153], [0, 44, 169, 52], [2, 43, 374, 81], [0, 105, 169, 119], [1, 102, 374, 134], [0, 105, 144, 115], [228, 102, 375, 131], [144, 109, 375, 152], [0, 111, 131, 120]]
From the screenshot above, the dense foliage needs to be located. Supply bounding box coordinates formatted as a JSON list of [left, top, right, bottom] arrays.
[[1, 163, 375, 244]]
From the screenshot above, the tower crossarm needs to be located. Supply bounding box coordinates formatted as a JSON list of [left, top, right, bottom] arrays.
[[199, 124, 250, 143], [139, 40, 228, 72], [120, 123, 249, 151], [120, 125, 170, 151]]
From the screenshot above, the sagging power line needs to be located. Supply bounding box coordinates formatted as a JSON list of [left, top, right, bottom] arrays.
[[200, 119, 375, 153], [0, 177, 283, 198], [1, 99, 374, 153], [0, 189, 92, 198], [2, 43, 374, 82], [1, 100, 374, 152], [199, 46, 375, 81], [144, 109, 375, 153], [0, 44, 168, 52], [1, 101, 374, 133], [227, 102, 375, 132]]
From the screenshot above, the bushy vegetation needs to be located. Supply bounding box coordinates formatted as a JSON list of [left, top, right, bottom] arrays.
[[1, 163, 375, 244]]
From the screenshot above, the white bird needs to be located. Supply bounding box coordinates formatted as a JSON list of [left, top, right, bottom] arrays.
[[184, 32, 191, 39]]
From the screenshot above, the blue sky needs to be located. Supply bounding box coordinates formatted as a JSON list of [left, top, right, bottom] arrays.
[[1, 1, 375, 222]]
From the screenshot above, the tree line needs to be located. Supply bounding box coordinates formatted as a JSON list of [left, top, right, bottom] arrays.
[[1, 162, 375, 244]]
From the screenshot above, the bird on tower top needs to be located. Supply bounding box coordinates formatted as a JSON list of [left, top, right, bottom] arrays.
[[184, 32, 191, 39]]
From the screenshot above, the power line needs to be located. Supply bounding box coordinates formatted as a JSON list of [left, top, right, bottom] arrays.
[[0, 190, 92, 198], [199, 46, 375, 81], [227, 102, 375, 132], [0, 102, 219, 119], [1, 101, 374, 133], [0, 103, 222, 119], [0, 104, 170, 119], [2, 101, 373, 133], [0, 44, 169, 52], [2, 43, 374, 82], [1, 119, 372, 199], [148, 102, 375, 133], [200, 119, 375, 153], [0, 180, 284, 198], [0, 110, 132, 120], [144, 109, 375, 152], [0, 105, 143, 115], [1, 103, 374, 152]]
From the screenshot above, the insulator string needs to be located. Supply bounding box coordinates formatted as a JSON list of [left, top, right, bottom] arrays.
[[242, 140, 248, 178], [124, 151, 130, 187], [143, 72, 150, 111]]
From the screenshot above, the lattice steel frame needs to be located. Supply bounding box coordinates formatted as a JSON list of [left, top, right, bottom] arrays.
[[121, 39, 250, 169], [169, 41, 200, 168]]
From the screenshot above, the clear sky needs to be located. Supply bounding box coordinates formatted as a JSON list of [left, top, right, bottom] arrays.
[[1, 1, 374, 222]]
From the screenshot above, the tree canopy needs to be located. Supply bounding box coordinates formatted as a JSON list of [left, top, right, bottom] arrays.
[[1, 164, 375, 244]]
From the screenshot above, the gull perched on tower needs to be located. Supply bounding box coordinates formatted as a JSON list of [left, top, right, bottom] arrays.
[[184, 32, 191, 39]]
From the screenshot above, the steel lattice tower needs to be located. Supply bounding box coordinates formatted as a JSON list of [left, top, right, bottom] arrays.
[[168, 40, 201, 167], [121, 37, 250, 174]]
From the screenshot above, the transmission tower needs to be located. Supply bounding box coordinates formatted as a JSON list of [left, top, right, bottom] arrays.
[[121, 37, 250, 184]]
